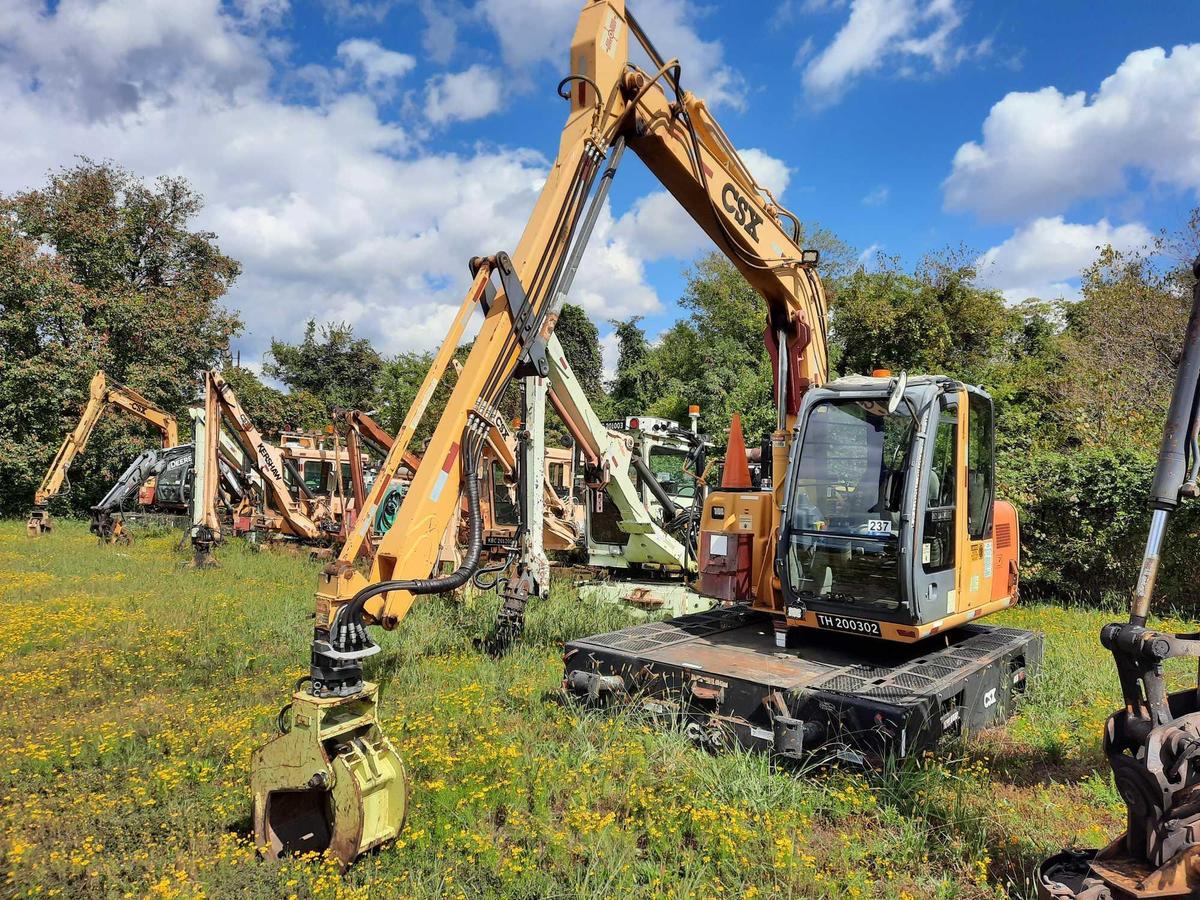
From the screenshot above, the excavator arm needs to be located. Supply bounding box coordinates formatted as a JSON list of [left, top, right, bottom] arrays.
[[325, 0, 824, 637], [195, 371, 332, 546], [251, 0, 828, 866], [28, 371, 179, 536]]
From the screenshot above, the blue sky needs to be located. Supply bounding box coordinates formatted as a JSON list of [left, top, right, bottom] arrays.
[[2, 0, 1198, 376]]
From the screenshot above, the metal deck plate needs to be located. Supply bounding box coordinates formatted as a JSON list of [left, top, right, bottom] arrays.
[[569, 607, 1036, 704]]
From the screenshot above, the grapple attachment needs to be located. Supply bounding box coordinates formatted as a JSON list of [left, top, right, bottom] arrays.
[[251, 682, 407, 868], [26, 508, 52, 537]]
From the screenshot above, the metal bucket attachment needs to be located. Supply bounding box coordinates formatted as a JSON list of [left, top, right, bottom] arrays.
[[26, 508, 51, 537], [251, 682, 407, 868]]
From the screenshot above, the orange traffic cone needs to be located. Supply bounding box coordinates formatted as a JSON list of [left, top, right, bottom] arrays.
[[721, 412, 752, 490]]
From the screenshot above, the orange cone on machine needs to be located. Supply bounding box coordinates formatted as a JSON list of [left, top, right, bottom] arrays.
[[721, 412, 752, 490]]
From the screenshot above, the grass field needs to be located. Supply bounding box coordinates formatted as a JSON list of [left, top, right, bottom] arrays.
[[4, 519, 1190, 899]]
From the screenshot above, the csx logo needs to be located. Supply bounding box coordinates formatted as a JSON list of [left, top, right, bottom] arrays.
[[721, 183, 763, 241]]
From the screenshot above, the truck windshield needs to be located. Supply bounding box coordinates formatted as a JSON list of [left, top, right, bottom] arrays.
[[784, 398, 916, 612]]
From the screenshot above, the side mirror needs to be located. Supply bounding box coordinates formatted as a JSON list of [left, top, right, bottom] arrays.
[[886, 371, 909, 415]]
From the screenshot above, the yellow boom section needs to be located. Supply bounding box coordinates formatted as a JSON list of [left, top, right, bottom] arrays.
[[32, 370, 178, 506]]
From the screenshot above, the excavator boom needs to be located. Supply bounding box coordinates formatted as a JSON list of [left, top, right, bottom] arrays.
[[249, 0, 1028, 868], [28, 371, 178, 536]]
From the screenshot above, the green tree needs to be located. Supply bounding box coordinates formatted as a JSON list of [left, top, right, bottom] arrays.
[[1055, 243, 1197, 448], [608, 317, 662, 418], [830, 249, 1015, 381], [264, 320, 383, 415], [0, 160, 241, 516], [375, 345, 472, 450], [554, 303, 605, 405], [635, 254, 778, 444]]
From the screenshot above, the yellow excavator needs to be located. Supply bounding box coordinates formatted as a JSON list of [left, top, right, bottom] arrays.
[[249, 0, 1040, 866], [27, 370, 179, 537], [189, 370, 341, 565]]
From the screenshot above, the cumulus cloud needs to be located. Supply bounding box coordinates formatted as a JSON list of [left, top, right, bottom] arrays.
[[739, 148, 792, 197], [944, 44, 1200, 221], [608, 149, 791, 263], [801, 0, 986, 105], [335, 38, 416, 94], [475, 0, 745, 109], [0, 0, 665, 363], [975, 216, 1152, 302], [612, 192, 707, 261], [424, 64, 504, 124]]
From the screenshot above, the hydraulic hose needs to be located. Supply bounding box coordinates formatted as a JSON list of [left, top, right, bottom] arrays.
[[332, 425, 485, 647]]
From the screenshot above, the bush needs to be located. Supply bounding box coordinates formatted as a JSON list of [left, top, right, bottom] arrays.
[[1001, 446, 1200, 608]]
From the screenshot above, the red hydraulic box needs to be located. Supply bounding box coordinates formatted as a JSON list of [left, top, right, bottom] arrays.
[[699, 529, 753, 602]]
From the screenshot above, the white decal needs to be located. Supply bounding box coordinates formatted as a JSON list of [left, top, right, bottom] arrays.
[[709, 534, 729, 556], [983, 688, 997, 708], [984, 540, 994, 578], [599, 9, 621, 58], [867, 519, 893, 534]]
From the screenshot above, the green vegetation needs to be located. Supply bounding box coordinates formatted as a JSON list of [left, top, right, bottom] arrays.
[[0, 160, 240, 517], [10, 520, 1200, 899]]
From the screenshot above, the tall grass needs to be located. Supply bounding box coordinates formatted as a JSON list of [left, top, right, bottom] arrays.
[[0, 520, 1142, 898]]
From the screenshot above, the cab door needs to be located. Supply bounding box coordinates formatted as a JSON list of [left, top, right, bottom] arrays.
[[958, 389, 997, 611], [911, 395, 959, 623]]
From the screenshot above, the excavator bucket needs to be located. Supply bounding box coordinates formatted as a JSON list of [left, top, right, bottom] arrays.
[[250, 682, 407, 868], [26, 508, 52, 537]]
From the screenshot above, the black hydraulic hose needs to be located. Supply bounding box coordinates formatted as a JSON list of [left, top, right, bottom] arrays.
[[631, 453, 680, 519], [334, 427, 485, 643]]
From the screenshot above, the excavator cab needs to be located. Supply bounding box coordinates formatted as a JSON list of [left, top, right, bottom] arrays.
[[776, 373, 1020, 642]]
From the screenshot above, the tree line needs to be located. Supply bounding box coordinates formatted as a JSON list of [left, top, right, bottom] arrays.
[[3, 161, 1197, 606]]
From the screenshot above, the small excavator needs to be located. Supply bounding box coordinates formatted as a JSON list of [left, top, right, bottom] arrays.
[[247, 0, 1040, 867], [27, 370, 179, 537], [88, 444, 194, 544], [1037, 259, 1200, 899], [189, 370, 341, 565]]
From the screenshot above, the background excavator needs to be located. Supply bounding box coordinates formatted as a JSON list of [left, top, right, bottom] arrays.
[[189, 370, 341, 566], [27, 370, 179, 537], [88, 444, 194, 544], [247, 0, 1040, 868]]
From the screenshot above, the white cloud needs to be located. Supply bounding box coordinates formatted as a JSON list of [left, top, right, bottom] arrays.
[[944, 44, 1200, 221], [424, 64, 504, 125], [475, 0, 745, 109], [801, 0, 985, 105], [612, 192, 707, 261], [599, 329, 620, 381], [0, 0, 663, 363], [317, 0, 397, 22], [857, 242, 882, 267], [419, 0, 460, 64], [609, 148, 791, 263], [975, 216, 1152, 302], [861, 184, 889, 205], [335, 38, 415, 94], [739, 148, 791, 197]]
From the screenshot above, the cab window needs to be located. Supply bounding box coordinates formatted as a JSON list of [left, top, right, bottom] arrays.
[[923, 404, 957, 573], [967, 392, 995, 540]]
